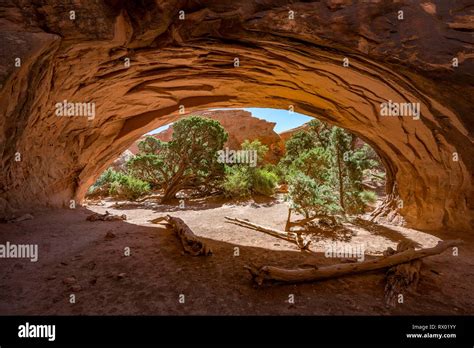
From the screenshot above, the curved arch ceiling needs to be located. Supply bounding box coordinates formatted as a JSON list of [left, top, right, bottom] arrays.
[[0, 0, 472, 232]]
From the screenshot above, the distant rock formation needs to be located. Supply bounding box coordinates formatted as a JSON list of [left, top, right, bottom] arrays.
[[110, 150, 134, 172], [129, 110, 284, 164], [279, 124, 310, 143]]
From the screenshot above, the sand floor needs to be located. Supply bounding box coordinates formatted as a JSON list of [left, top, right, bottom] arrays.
[[0, 197, 473, 315]]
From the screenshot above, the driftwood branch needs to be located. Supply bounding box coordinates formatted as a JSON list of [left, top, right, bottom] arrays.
[[225, 216, 311, 251], [150, 215, 212, 256], [245, 239, 462, 286], [86, 211, 127, 221]]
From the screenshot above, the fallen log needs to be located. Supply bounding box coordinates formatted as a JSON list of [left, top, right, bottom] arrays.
[[151, 215, 212, 256], [7, 213, 34, 223], [245, 239, 462, 286], [225, 216, 311, 250], [86, 211, 127, 221], [383, 240, 422, 307]]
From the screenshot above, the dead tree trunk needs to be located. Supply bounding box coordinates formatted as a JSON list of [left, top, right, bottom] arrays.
[[285, 209, 292, 232], [245, 239, 462, 286], [225, 216, 311, 250], [161, 165, 186, 203], [336, 146, 345, 213], [383, 241, 422, 307], [150, 215, 212, 256]]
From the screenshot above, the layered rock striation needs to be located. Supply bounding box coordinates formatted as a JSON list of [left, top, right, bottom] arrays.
[[0, 0, 473, 231]]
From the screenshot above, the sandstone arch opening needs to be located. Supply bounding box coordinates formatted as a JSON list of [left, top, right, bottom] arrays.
[[86, 108, 386, 211], [84, 108, 390, 248], [1, 13, 472, 231]]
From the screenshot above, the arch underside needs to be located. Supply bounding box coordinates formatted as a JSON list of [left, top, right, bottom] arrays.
[[0, 0, 473, 232]]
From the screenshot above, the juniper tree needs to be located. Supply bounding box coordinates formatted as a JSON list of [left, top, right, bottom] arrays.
[[126, 116, 228, 202], [283, 120, 379, 220], [160, 116, 228, 202]]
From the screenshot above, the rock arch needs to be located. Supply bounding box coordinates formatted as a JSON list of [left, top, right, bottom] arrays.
[[0, 0, 473, 231]]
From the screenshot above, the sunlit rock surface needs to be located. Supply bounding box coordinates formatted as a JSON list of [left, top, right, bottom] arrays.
[[129, 110, 284, 163]]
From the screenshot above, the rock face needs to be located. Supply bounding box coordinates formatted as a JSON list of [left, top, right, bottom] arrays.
[[0, 1, 473, 232], [279, 124, 309, 143], [110, 149, 134, 172], [129, 110, 284, 163]]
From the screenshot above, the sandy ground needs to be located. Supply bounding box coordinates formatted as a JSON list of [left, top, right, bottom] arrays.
[[0, 196, 473, 315]]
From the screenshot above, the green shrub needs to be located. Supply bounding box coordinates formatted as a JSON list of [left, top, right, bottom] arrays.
[[241, 139, 268, 165], [282, 131, 316, 164], [160, 116, 228, 202], [252, 169, 278, 196], [222, 166, 251, 198], [87, 168, 124, 197], [221, 139, 278, 198], [109, 174, 151, 200], [120, 176, 151, 200], [222, 165, 278, 198], [108, 180, 122, 197], [344, 190, 377, 213], [287, 171, 340, 218], [291, 147, 331, 183], [359, 190, 377, 204], [279, 121, 383, 216]]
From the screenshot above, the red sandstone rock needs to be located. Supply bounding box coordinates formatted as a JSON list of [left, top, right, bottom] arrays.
[[0, 1, 473, 231], [129, 110, 284, 163]]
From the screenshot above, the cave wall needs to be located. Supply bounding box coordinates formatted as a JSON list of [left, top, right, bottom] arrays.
[[0, 0, 473, 232]]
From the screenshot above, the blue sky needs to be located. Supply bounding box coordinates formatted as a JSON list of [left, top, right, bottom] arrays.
[[147, 108, 312, 135]]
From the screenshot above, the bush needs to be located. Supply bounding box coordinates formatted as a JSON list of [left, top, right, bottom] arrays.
[[108, 180, 122, 197], [96, 168, 121, 186], [120, 176, 151, 200], [287, 171, 340, 218], [87, 168, 123, 197], [137, 136, 165, 155], [109, 174, 151, 200], [359, 190, 377, 204], [345, 190, 377, 213], [280, 121, 382, 216], [221, 139, 278, 198], [252, 169, 278, 196], [222, 166, 277, 198], [291, 147, 331, 184], [87, 168, 150, 201], [241, 139, 268, 166], [222, 166, 251, 198]]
